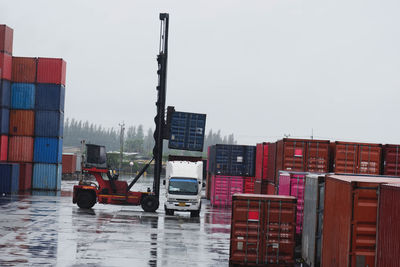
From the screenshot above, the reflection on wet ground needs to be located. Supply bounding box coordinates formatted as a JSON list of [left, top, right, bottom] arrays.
[[0, 179, 231, 266]]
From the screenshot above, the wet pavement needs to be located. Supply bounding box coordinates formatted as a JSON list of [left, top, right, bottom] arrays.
[[0, 178, 231, 266]]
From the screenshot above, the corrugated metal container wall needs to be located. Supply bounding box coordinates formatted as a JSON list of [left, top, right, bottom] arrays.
[[0, 25, 13, 54], [244, 177, 255, 194], [33, 137, 62, 164], [9, 110, 34, 136], [0, 108, 8, 134], [302, 174, 325, 267], [376, 183, 400, 267], [0, 135, 7, 161], [382, 144, 400, 176], [32, 163, 61, 190], [0, 163, 19, 194], [8, 136, 34, 162], [11, 57, 37, 83], [306, 140, 330, 173], [18, 163, 32, 191], [254, 179, 276, 195], [255, 142, 276, 182], [358, 143, 381, 174], [211, 175, 244, 207], [0, 79, 11, 107], [205, 173, 211, 200], [229, 194, 297, 266], [36, 58, 66, 85], [11, 83, 35, 109], [35, 83, 65, 111], [62, 154, 76, 174], [75, 154, 82, 172], [0, 52, 12, 80], [34, 111, 63, 137], [322, 175, 400, 267]]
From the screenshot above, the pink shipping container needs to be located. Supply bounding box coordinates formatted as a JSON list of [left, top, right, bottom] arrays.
[[211, 175, 244, 207], [0, 135, 7, 161], [0, 52, 12, 80], [278, 171, 306, 235], [36, 58, 66, 85], [18, 163, 32, 191], [8, 136, 33, 162]]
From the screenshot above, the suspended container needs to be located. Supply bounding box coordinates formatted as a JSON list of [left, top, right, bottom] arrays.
[[8, 136, 34, 162], [11, 83, 35, 109], [32, 163, 61, 190], [36, 58, 66, 85], [35, 83, 65, 112], [18, 163, 32, 191], [34, 110, 64, 137], [33, 137, 62, 164], [0, 25, 13, 55], [0, 163, 19, 194], [9, 110, 34, 136], [0, 79, 11, 107]]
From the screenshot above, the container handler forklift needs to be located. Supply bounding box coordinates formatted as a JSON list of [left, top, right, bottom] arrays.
[[73, 13, 172, 212]]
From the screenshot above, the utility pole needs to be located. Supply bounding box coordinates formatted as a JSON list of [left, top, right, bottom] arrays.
[[119, 122, 125, 172]]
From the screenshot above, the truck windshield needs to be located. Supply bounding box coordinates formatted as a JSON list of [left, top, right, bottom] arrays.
[[168, 178, 198, 195]]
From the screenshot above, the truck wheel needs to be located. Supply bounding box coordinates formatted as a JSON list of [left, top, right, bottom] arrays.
[[190, 209, 200, 217], [77, 191, 96, 209], [164, 206, 174, 216], [141, 195, 159, 212]]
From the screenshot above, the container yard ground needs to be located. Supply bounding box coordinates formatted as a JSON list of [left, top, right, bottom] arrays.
[[0, 178, 233, 266]]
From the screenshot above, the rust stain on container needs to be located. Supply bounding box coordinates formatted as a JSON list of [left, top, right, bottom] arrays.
[[9, 110, 34, 136], [11, 57, 37, 83], [322, 175, 400, 267], [230, 194, 297, 266]]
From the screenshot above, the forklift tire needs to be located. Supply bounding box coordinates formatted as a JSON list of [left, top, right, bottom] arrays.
[[164, 206, 174, 216], [141, 195, 159, 212], [77, 191, 96, 209]]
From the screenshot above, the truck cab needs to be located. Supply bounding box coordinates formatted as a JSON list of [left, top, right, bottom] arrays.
[[164, 160, 203, 217]]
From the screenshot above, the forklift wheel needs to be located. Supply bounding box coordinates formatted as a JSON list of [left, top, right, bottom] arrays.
[[164, 206, 174, 216], [77, 191, 96, 209], [141, 195, 159, 212]]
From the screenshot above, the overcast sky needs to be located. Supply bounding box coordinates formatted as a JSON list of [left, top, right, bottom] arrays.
[[1, 0, 400, 145]]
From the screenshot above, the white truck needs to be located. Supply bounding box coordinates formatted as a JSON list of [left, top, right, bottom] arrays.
[[164, 160, 203, 217]]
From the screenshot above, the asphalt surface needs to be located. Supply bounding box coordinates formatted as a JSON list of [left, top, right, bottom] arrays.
[[0, 178, 231, 267]]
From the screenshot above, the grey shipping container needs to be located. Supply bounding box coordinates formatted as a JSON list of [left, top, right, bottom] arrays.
[[302, 174, 325, 267]]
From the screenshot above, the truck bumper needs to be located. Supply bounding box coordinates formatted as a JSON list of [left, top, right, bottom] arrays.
[[165, 200, 201, 211]]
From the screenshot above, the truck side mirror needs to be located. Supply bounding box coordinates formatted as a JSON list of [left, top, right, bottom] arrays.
[[163, 180, 166, 186]]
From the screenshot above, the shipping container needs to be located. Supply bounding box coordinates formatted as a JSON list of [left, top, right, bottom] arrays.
[[302, 174, 325, 267], [0, 163, 19, 194], [205, 172, 211, 200], [382, 144, 400, 176], [75, 153, 82, 172], [255, 142, 276, 182], [33, 137, 62, 164], [254, 179, 276, 195], [35, 83, 65, 111], [18, 163, 32, 191], [376, 183, 400, 267], [0, 108, 9, 135], [168, 110, 206, 152], [211, 175, 244, 207], [34, 110, 64, 137], [333, 141, 382, 175], [0, 79, 11, 107], [244, 177, 256, 194], [275, 139, 329, 182], [321, 175, 400, 267], [36, 58, 66, 85], [32, 163, 61, 190], [278, 171, 306, 235], [62, 153, 77, 174], [229, 194, 297, 266], [11, 57, 37, 83], [11, 83, 35, 109], [0, 135, 7, 161], [0, 52, 12, 80], [9, 110, 34, 136], [8, 136, 34, 162], [0, 25, 13, 55]]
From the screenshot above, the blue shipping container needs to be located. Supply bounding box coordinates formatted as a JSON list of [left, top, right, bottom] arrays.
[[35, 111, 64, 137], [168, 111, 206, 152], [33, 137, 62, 164], [0, 79, 11, 107], [0, 108, 9, 134], [35, 83, 65, 111], [11, 83, 35, 109], [32, 163, 61, 190], [0, 163, 20, 194]]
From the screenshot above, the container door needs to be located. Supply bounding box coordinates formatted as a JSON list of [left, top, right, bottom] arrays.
[[255, 144, 263, 179], [334, 143, 358, 174], [358, 145, 381, 175], [306, 141, 329, 173], [283, 141, 306, 172], [278, 172, 291, 196], [383, 145, 400, 176], [291, 174, 305, 235], [229, 177, 244, 206]]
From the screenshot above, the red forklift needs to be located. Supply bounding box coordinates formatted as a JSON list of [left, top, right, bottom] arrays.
[[73, 13, 172, 212]]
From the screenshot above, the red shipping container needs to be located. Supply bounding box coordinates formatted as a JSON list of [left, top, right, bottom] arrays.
[[322, 175, 400, 267], [0, 135, 7, 161], [11, 57, 37, 83], [376, 183, 400, 267], [36, 58, 66, 85], [9, 110, 35, 136], [382, 144, 400, 176], [255, 142, 276, 182], [62, 154, 77, 174], [333, 141, 382, 175], [230, 194, 297, 266], [18, 163, 32, 191], [254, 179, 276, 195], [0, 52, 12, 80], [0, 25, 13, 55], [211, 175, 244, 207], [244, 177, 255, 194], [8, 136, 33, 162]]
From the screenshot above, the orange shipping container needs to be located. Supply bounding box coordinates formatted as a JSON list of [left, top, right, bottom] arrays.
[[0, 135, 7, 161], [8, 136, 33, 162], [62, 154, 77, 174], [9, 110, 34, 136], [11, 57, 37, 83]]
